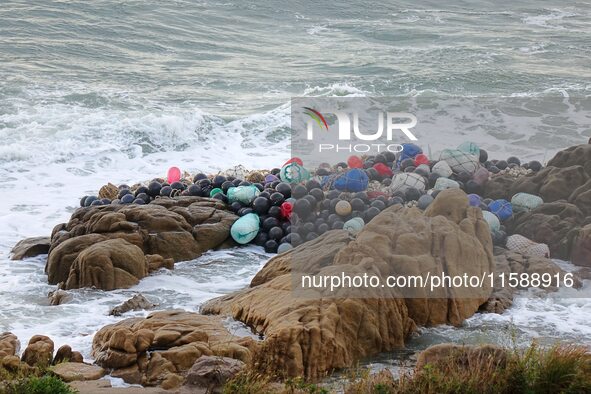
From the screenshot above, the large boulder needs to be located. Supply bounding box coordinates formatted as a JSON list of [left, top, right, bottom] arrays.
[[53, 344, 84, 364], [202, 189, 495, 379], [92, 310, 256, 387], [572, 224, 591, 268], [21, 335, 54, 367], [510, 165, 588, 203], [10, 236, 51, 260], [0, 332, 20, 359], [46, 197, 237, 287], [510, 202, 585, 260], [183, 355, 245, 392], [64, 239, 151, 290], [50, 362, 106, 382], [509, 144, 591, 216]]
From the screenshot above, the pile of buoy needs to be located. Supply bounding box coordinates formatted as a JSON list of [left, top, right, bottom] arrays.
[[80, 142, 548, 255]]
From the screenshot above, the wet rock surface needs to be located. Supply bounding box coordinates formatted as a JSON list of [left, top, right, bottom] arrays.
[[91, 310, 256, 387], [202, 189, 495, 379], [45, 197, 237, 289], [10, 236, 51, 260]]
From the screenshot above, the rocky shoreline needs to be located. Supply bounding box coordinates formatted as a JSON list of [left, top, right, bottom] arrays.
[[4, 142, 591, 392]]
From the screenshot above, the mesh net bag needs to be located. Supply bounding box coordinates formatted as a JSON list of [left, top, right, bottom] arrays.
[[432, 160, 453, 178], [230, 213, 260, 244], [506, 234, 550, 257], [439, 149, 479, 174], [227, 185, 260, 205], [488, 199, 513, 221], [223, 165, 248, 180], [390, 173, 426, 194], [280, 163, 311, 183], [457, 141, 480, 157], [511, 193, 543, 213], [482, 211, 500, 232], [334, 169, 369, 192], [434, 177, 460, 190]]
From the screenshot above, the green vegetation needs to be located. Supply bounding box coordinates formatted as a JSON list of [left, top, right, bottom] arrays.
[[0, 363, 76, 394], [345, 343, 591, 394], [223, 343, 591, 394], [1, 375, 77, 394]]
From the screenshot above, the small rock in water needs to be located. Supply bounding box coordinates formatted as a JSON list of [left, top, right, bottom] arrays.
[[109, 294, 157, 316]]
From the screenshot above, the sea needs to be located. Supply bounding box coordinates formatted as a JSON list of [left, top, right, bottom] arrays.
[[0, 0, 590, 375]]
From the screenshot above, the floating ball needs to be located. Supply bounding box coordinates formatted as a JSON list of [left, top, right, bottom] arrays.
[[405, 187, 421, 202], [348, 155, 363, 169], [136, 192, 150, 203], [306, 180, 322, 191], [135, 186, 149, 197], [316, 223, 329, 234], [160, 186, 173, 197], [528, 161, 542, 172], [268, 206, 281, 218], [344, 217, 364, 233], [479, 149, 488, 163], [365, 207, 381, 222], [187, 184, 202, 197], [254, 232, 268, 246], [209, 187, 223, 198], [507, 156, 521, 166], [350, 198, 365, 211], [489, 166, 500, 174], [292, 184, 308, 199], [148, 181, 162, 197], [121, 194, 135, 204], [133, 198, 145, 205], [417, 194, 434, 210], [262, 216, 280, 231], [293, 199, 311, 217], [264, 240, 278, 253], [370, 200, 386, 211], [275, 182, 292, 198], [496, 160, 508, 170], [253, 197, 271, 215], [118, 189, 132, 199], [331, 220, 344, 230], [80, 196, 89, 207], [468, 194, 481, 207], [277, 243, 293, 254], [400, 158, 415, 170], [414, 154, 429, 166], [238, 207, 254, 216], [268, 226, 284, 242], [335, 200, 352, 216], [193, 173, 207, 182]]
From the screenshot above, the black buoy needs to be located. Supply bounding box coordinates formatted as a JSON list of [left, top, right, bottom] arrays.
[[528, 160, 542, 172], [121, 194, 135, 204], [479, 149, 488, 163], [188, 184, 202, 196], [148, 181, 162, 197], [268, 226, 284, 242], [80, 196, 89, 207], [193, 173, 207, 182], [405, 187, 421, 202], [275, 182, 292, 198], [292, 184, 308, 199], [118, 189, 132, 199], [253, 197, 271, 215], [264, 240, 278, 253]]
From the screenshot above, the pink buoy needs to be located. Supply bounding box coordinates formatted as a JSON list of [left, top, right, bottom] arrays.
[[167, 166, 181, 184]]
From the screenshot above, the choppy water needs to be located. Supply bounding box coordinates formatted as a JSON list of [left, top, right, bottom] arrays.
[[0, 0, 590, 366]]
